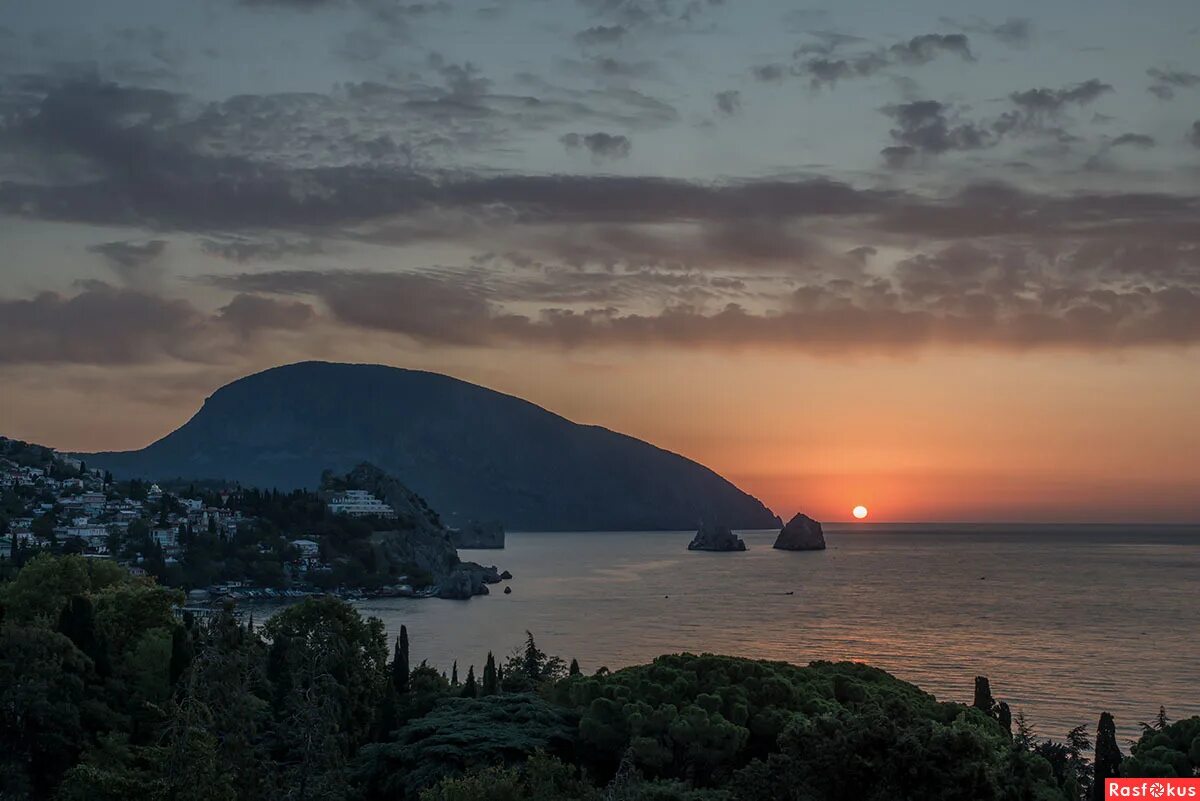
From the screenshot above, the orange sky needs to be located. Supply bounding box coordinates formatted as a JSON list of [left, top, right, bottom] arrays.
[[5, 344, 1198, 523]]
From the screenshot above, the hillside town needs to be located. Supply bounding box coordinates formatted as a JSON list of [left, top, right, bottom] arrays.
[[0, 437, 440, 600]]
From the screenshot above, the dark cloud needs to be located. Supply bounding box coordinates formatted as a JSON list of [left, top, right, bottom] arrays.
[[194, 248, 1200, 353], [794, 33, 973, 88], [1008, 79, 1113, 114], [883, 79, 1116, 163], [0, 281, 319, 365], [714, 90, 741, 115], [751, 64, 786, 82], [207, 270, 495, 345], [881, 100, 992, 158], [564, 56, 661, 81], [1191, 122, 1200, 149], [1147, 68, 1200, 100], [0, 284, 206, 364], [1110, 133, 1156, 149], [427, 55, 492, 100], [560, 131, 633, 160], [576, 0, 724, 28], [216, 293, 316, 336], [0, 77, 684, 227], [200, 236, 325, 262], [881, 146, 916, 169], [889, 34, 973, 66], [574, 25, 627, 46], [87, 240, 168, 286]]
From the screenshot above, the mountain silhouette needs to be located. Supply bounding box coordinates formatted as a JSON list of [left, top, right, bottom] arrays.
[[86, 362, 780, 531]]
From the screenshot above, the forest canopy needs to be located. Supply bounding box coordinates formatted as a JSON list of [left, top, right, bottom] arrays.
[[1, 555, 1195, 801]]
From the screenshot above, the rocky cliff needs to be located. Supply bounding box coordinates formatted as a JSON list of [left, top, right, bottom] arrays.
[[687, 523, 747, 552], [773, 513, 826, 551], [449, 520, 506, 549], [337, 463, 502, 599]]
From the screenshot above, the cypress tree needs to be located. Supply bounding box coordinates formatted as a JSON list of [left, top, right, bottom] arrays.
[[973, 676, 995, 717], [569, 658, 581, 677], [451, 661, 459, 686], [57, 595, 109, 677], [1092, 712, 1123, 801], [392, 626, 410, 694], [169, 625, 193, 687], [462, 665, 477, 698], [997, 701, 1012, 734], [522, 631, 543, 681], [482, 652, 497, 695]]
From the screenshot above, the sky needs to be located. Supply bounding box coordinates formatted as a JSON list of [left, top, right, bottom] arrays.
[[1, 0, 1198, 523]]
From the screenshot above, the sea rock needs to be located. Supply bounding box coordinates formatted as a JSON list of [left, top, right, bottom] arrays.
[[687, 523, 746, 552], [450, 520, 506, 549], [503, 586, 512, 594], [435, 563, 501, 599], [500, 570, 513, 580], [773, 513, 826, 551]]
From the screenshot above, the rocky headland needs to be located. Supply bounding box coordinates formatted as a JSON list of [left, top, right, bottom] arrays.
[[336, 463, 505, 599]]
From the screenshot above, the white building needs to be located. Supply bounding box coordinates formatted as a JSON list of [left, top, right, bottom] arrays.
[[152, 527, 178, 547], [326, 490, 395, 518], [290, 538, 321, 558]]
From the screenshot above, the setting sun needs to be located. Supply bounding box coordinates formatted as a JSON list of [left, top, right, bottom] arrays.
[[852, 505, 869, 520]]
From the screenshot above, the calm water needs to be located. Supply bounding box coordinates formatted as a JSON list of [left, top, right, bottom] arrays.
[[314, 526, 1200, 740]]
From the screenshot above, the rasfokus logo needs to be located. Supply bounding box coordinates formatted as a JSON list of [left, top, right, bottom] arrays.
[[1107, 779, 1200, 799]]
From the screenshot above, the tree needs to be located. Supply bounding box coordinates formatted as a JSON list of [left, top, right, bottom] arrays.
[[263, 597, 389, 750], [482, 652, 498, 696], [0, 626, 92, 798], [997, 701, 1012, 734], [1066, 723, 1094, 799], [1123, 715, 1200, 777], [56, 594, 110, 677], [1092, 712, 1122, 801], [1, 553, 124, 625], [1141, 706, 1170, 733], [1014, 709, 1036, 750], [393, 625, 410, 694], [451, 661, 459, 687], [523, 631, 543, 681], [973, 676, 995, 717], [462, 665, 477, 698], [169, 624, 193, 687], [569, 658, 581, 677]]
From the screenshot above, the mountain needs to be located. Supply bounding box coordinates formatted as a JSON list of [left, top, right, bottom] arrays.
[[85, 362, 780, 531]]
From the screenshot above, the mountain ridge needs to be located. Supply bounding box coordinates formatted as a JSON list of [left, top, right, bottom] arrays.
[[83, 361, 781, 532]]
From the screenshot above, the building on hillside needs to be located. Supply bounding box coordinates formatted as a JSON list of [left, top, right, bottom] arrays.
[[290, 538, 321, 559], [326, 490, 395, 518], [152, 527, 178, 548]]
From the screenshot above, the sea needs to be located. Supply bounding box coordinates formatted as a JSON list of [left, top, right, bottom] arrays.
[[268, 524, 1200, 743]]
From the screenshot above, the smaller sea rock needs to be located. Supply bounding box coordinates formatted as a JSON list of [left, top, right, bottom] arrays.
[[773, 513, 826, 551], [687, 523, 746, 552], [500, 570, 513, 580], [503, 586, 512, 594]]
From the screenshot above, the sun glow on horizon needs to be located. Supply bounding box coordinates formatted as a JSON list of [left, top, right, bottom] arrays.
[[852, 505, 869, 520]]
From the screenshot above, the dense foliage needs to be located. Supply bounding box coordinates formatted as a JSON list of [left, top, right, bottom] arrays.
[[1, 555, 1194, 801]]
